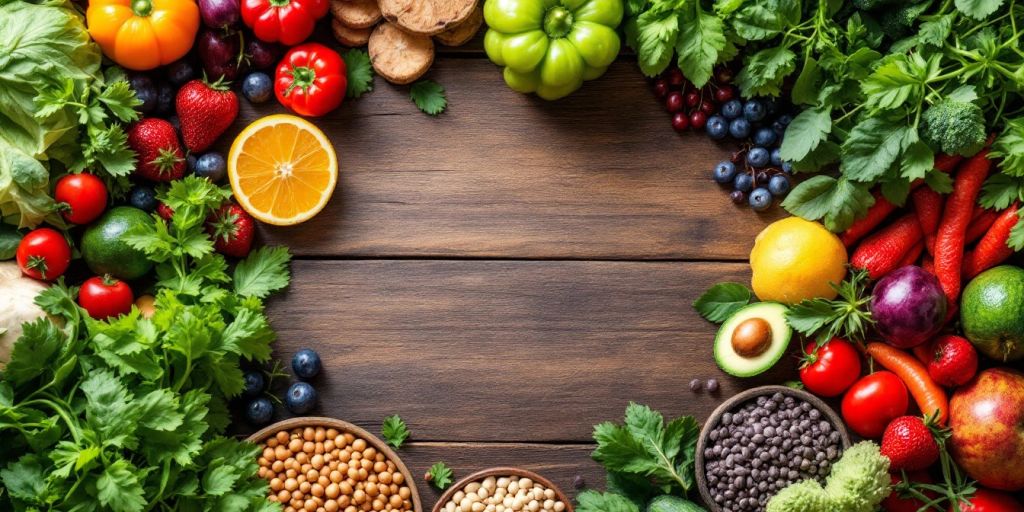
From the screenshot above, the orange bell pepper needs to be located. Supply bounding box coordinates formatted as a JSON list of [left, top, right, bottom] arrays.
[[87, 0, 200, 71]]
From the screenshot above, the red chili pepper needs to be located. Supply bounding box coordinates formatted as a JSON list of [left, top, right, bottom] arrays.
[[922, 255, 935, 274], [912, 187, 943, 255], [841, 191, 897, 247], [965, 208, 999, 245], [897, 240, 924, 268], [852, 213, 924, 279], [962, 204, 1020, 280], [934, 150, 992, 305], [934, 154, 964, 174]]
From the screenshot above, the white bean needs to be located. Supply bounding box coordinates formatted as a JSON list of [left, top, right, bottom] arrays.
[[483, 477, 497, 491], [465, 483, 481, 494], [553, 502, 565, 512], [519, 479, 533, 490]]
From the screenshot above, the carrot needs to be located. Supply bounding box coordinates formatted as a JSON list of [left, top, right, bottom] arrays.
[[934, 150, 992, 305], [867, 342, 949, 425], [897, 240, 924, 268], [851, 213, 923, 279], [841, 191, 897, 247], [912, 339, 935, 366], [965, 208, 999, 245], [933, 154, 964, 174], [962, 204, 1021, 280], [912, 187, 943, 255]]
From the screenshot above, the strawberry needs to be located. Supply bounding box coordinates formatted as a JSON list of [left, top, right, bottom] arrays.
[[927, 335, 979, 387], [881, 415, 941, 471], [127, 118, 186, 182], [156, 202, 175, 221], [206, 203, 253, 258], [176, 78, 238, 152]]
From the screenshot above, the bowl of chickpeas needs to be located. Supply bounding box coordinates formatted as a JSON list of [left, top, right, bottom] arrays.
[[249, 417, 422, 512], [432, 468, 573, 512]]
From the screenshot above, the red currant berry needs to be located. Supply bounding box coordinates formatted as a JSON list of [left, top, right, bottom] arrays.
[[690, 111, 707, 129], [700, 101, 716, 116], [671, 112, 690, 132], [684, 91, 701, 108], [668, 68, 685, 87], [714, 85, 735, 103], [652, 79, 669, 99], [665, 91, 684, 113]]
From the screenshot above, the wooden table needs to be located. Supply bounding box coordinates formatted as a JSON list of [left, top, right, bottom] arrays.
[[241, 42, 789, 508]]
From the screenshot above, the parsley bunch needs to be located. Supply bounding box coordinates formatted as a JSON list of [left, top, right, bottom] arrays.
[[0, 177, 292, 511]]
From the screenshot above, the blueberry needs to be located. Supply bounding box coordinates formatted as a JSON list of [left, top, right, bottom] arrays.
[[713, 161, 737, 184], [129, 185, 158, 212], [169, 115, 181, 133], [155, 82, 175, 117], [721, 100, 743, 120], [747, 147, 770, 168], [769, 174, 791, 197], [243, 371, 266, 398], [246, 397, 274, 425], [743, 100, 767, 122], [129, 74, 158, 115], [166, 59, 196, 86], [763, 99, 780, 117], [285, 382, 318, 414], [749, 187, 773, 211], [186, 153, 197, 175], [781, 161, 794, 174], [775, 113, 793, 127], [733, 173, 754, 192], [770, 148, 783, 167], [729, 118, 751, 139], [729, 190, 745, 204], [194, 152, 226, 183], [753, 128, 777, 147], [706, 115, 729, 140], [242, 72, 273, 104], [292, 349, 322, 380]]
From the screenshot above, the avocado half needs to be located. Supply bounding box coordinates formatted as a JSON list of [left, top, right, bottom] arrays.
[[714, 302, 792, 377]]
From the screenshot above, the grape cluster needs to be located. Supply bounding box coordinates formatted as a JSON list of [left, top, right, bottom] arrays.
[[650, 67, 797, 211]]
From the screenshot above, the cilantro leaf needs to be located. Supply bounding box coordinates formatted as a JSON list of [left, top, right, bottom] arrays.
[[861, 53, 931, 111], [675, 3, 725, 87], [410, 80, 447, 116], [736, 45, 796, 97], [780, 108, 832, 163], [343, 49, 374, 99], [991, 118, 1024, 177], [900, 139, 935, 181], [954, 0, 1004, 19], [980, 174, 1024, 210], [233, 246, 292, 298], [1009, 212, 1024, 251], [98, 80, 142, 123], [4, 318, 65, 387], [786, 269, 874, 344], [634, 10, 679, 77], [96, 459, 147, 512], [427, 462, 454, 489], [576, 491, 641, 512], [381, 414, 410, 449], [692, 282, 753, 323], [782, 175, 874, 233], [0, 454, 48, 503]]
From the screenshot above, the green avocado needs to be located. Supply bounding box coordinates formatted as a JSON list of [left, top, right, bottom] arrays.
[[961, 265, 1024, 362], [81, 206, 154, 280], [714, 302, 792, 377]]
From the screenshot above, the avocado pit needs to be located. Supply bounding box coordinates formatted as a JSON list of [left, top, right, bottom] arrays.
[[731, 317, 773, 357]]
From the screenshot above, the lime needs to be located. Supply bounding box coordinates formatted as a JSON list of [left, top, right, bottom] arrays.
[[81, 206, 154, 280], [961, 265, 1024, 362]]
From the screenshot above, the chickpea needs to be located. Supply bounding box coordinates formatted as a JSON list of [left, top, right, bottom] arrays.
[[297, 453, 310, 465], [366, 482, 378, 497], [351, 451, 362, 462], [285, 479, 299, 492], [259, 466, 269, 478], [353, 489, 367, 505], [287, 469, 298, 479], [293, 490, 304, 501], [340, 481, 354, 495], [287, 439, 302, 452], [368, 474, 378, 484], [319, 475, 331, 487], [273, 461, 286, 473], [304, 441, 316, 453], [345, 507, 357, 512], [379, 472, 392, 485], [305, 499, 318, 511], [325, 501, 339, 512], [398, 487, 410, 499], [277, 431, 290, 444], [325, 440, 336, 452], [326, 428, 339, 440], [343, 433, 355, 446], [352, 439, 366, 451], [276, 446, 292, 461], [278, 490, 292, 502], [301, 463, 312, 474], [312, 454, 325, 469], [389, 495, 403, 508], [393, 472, 404, 485], [300, 481, 311, 493], [339, 450, 352, 463], [308, 469, 320, 481], [357, 468, 369, 481], [347, 467, 360, 480], [316, 442, 325, 455], [373, 461, 387, 473], [360, 459, 373, 471], [271, 478, 284, 491], [326, 483, 341, 499]]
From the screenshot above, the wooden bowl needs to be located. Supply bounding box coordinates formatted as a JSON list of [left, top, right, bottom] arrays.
[[694, 386, 851, 512], [247, 416, 424, 512], [431, 467, 575, 512]]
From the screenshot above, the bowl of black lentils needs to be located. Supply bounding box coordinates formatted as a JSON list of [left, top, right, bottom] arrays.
[[695, 385, 851, 512]]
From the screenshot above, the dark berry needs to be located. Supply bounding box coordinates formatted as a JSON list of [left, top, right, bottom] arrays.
[[689, 378, 702, 392], [242, 72, 273, 104], [729, 190, 745, 204], [721, 100, 742, 120], [129, 73, 157, 115], [243, 371, 266, 398], [668, 68, 685, 87], [747, 147, 770, 168], [684, 91, 700, 108], [706, 115, 728, 140], [769, 174, 791, 197], [156, 82, 175, 116], [743, 100, 767, 122], [168, 115, 181, 133], [714, 85, 735, 104], [129, 185, 158, 212], [749, 187, 773, 211], [690, 111, 707, 130], [763, 99, 780, 117], [713, 161, 737, 184], [292, 349, 322, 379], [665, 91, 684, 113], [671, 112, 690, 132], [733, 173, 754, 192], [194, 152, 226, 183], [715, 67, 734, 84], [246, 39, 281, 71], [770, 148, 784, 167], [753, 128, 777, 147], [755, 170, 770, 184], [652, 79, 669, 99], [186, 153, 198, 175], [166, 59, 196, 86], [706, 378, 720, 392], [285, 382, 317, 414], [246, 397, 274, 425], [700, 101, 716, 116], [729, 118, 751, 139], [781, 161, 794, 174]]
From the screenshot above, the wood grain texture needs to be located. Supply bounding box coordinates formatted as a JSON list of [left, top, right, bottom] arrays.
[[229, 58, 784, 261], [262, 260, 798, 443]]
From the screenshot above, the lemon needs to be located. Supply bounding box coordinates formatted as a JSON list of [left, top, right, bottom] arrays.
[[750, 217, 848, 304], [228, 114, 338, 226]]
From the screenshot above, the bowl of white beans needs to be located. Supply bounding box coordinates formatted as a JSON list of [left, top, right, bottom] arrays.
[[431, 468, 573, 512]]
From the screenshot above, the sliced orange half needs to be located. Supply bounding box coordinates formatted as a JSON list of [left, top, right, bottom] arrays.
[[228, 114, 338, 226]]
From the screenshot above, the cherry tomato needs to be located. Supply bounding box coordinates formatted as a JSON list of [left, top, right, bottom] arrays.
[[800, 338, 862, 397], [951, 488, 1024, 512], [78, 275, 134, 319], [54, 173, 108, 224], [16, 228, 71, 281], [841, 371, 909, 438]]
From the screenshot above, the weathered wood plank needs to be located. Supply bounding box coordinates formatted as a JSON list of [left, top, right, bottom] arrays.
[[262, 260, 798, 443], [233, 57, 783, 260]]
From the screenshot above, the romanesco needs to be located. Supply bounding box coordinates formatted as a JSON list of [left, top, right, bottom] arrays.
[[825, 442, 892, 512], [922, 99, 988, 157], [766, 480, 830, 512]]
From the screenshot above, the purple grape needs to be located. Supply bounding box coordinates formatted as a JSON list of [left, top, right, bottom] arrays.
[[246, 38, 282, 71], [198, 0, 239, 29], [198, 29, 245, 81]]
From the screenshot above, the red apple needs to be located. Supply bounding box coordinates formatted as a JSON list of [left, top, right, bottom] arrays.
[[949, 488, 1024, 512], [950, 368, 1024, 491]]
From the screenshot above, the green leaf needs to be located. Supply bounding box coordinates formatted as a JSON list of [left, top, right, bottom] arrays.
[[97, 80, 141, 122], [900, 138, 936, 181], [786, 300, 834, 337], [918, 14, 954, 46], [979, 174, 1024, 210], [381, 414, 411, 449], [924, 168, 954, 194], [203, 464, 241, 496], [576, 491, 641, 512], [410, 80, 447, 116], [220, 307, 275, 361], [731, 4, 785, 41], [635, 10, 680, 77], [861, 54, 930, 111], [135, 388, 185, 432], [841, 117, 913, 182], [736, 45, 796, 97], [780, 108, 832, 163], [791, 57, 820, 106], [233, 246, 292, 298], [0, 223, 21, 259], [790, 141, 841, 173], [592, 422, 660, 475], [96, 459, 147, 512], [675, 2, 725, 87], [427, 462, 454, 490], [4, 318, 64, 386], [342, 49, 374, 99], [992, 118, 1024, 177], [91, 124, 136, 177], [781, 175, 874, 232], [0, 454, 48, 503], [1008, 213, 1024, 251], [692, 283, 753, 323], [881, 178, 911, 207], [954, 0, 1004, 19]]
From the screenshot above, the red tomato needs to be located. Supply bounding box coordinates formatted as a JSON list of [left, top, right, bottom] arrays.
[[274, 42, 346, 117], [951, 488, 1024, 512], [800, 338, 863, 397], [841, 371, 909, 438], [16, 228, 71, 281], [78, 275, 134, 319], [54, 173, 108, 224]]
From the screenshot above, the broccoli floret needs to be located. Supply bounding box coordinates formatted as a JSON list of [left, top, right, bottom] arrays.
[[825, 442, 892, 512], [922, 98, 988, 157], [767, 480, 831, 512]]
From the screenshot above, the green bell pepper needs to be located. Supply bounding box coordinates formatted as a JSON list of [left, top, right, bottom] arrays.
[[483, 0, 623, 100]]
